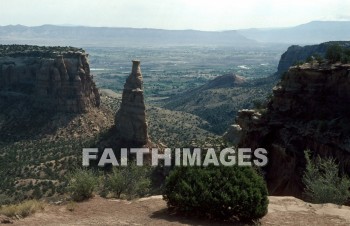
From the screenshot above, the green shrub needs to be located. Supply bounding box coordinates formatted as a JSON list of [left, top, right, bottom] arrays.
[[302, 150, 350, 205], [104, 163, 151, 199], [163, 165, 268, 221], [66, 168, 97, 201]]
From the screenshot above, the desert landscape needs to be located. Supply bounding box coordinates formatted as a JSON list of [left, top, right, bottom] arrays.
[[1, 0, 350, 225]]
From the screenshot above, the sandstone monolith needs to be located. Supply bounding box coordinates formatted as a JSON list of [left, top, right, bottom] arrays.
[[115, 60, 148, 145]]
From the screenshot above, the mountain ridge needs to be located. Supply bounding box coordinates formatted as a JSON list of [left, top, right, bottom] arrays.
[[238, 21, 350, 44], [0, 25, 254, 47], [2, 21, 350, 46]]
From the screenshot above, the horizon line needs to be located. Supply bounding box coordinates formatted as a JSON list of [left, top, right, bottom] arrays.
[[1, 20, 350, 32]]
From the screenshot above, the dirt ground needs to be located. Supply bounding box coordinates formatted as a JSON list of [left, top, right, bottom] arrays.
[[3, 196, 350, 226]]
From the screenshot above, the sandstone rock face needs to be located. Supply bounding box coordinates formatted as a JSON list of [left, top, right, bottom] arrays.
[[276, 41, 350, 76], [0, 45, 100, 113], [225, 62, 350, 196], [115, 60, 148, 145]]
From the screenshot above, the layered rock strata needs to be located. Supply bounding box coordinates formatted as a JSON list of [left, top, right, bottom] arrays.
[[225, 62, 350, 196], [0, 45, 100, 113], [115, 60, 149, 145]]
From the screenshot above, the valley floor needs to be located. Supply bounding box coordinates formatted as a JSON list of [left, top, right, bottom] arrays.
[[4, 196, 350, 226]]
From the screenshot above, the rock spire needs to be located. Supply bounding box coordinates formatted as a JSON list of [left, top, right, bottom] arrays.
[[115, 60, 149, 145]]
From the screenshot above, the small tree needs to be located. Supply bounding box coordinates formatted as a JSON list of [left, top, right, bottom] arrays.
[[302, 150, 350, 205], [66, 169, 97, 201], [104, 163, 150, 199]]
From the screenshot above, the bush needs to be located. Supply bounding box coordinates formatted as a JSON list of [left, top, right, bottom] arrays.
[[104, 163, 151, 199], [302, 150, 350, 205], [67, 169, 97, 201], [0, 200, 44, 218], [163, 165, 268, 221]]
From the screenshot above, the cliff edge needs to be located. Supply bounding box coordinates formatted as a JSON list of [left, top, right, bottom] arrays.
[[276, 41, 350, 76], [225, 61, 350, 196], [0, 45, 100, 113]]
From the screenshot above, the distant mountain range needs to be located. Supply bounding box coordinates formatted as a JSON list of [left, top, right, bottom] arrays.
[[238, 21, 350, 44], [0, 25, 253, 47], [0, 21, 349, 47]]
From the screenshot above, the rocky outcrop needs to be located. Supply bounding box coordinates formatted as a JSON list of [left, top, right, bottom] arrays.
[[225, 62, 350, 196], [115, 60, 149, 145], [200, 73, 246, 90], [276, 41, 350, 76], [0, 45, 100, 113]]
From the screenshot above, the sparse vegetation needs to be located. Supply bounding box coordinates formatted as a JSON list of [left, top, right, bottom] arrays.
[[0, 44, 84, 58], [325, 44, 350, 63], [66, 201, 77, 212], [293, 60, 305, 66], [302, 150, 350, 205], [314, 53, 325, 64], [306, 54, 325, 64], [0, 200, 44, 218], [162, 81, 274, 135], [0, 45, 279, 203]]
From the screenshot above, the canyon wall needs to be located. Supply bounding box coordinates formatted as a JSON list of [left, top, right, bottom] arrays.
[[225, 61, 350, 196], [0, 45, 100, 113], [276, 41, 350, 75]]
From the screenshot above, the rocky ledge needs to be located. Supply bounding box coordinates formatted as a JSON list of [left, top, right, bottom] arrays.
[[276, 41, 350, 76], [0, 45, 100, 113], [225, 61, 350, 196]]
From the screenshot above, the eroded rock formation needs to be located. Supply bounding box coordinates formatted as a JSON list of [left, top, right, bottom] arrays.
[[115, 60, 149, 145], [0, 45, 100, 113], [276, 41, 350, 76], [225, 62, 350, 196]]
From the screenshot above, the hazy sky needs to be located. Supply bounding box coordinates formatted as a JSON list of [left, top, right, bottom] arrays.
[[1, 0, 349, 30]]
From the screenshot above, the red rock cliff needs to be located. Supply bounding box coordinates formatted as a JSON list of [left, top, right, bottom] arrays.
[[225, 62, 350, 196], [0, 45, 100, 113]]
